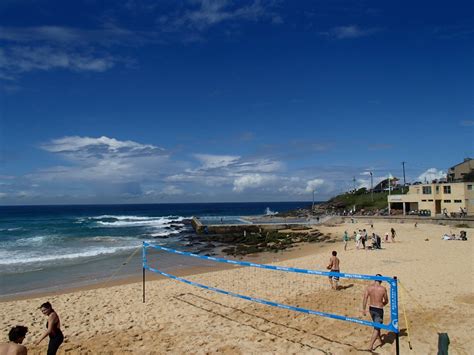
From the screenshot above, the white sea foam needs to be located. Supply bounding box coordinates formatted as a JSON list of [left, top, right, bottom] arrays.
[[90, 215, 184, 221], [16, 235, 50, 245], [91, 215, 185, 228], [0, 245, 139, 266], [0, 227, 24, 232], [150, 230, 182, 237]]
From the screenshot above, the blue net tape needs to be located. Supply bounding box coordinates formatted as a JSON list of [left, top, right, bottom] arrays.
[[143, 242, 399, 332]]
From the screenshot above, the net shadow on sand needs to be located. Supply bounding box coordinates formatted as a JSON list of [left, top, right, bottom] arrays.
[[173, 292, 386, 353]]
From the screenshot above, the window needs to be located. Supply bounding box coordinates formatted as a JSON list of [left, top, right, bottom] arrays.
[[454, 200, 462, 203], [428, 199, 433, 202], [435, 186, 440, 193], [444, 200, 451, 203], [422, 186, 432, 194], [468, 185, 473, 191], [443, 185, 451, 194], [421, 199, 427, 202]]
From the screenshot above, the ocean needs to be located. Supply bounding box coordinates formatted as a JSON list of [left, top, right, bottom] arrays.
[[0, 202, 310, 298]]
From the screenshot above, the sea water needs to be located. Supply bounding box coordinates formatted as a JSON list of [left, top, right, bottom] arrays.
[[0, 202, 309, 298]]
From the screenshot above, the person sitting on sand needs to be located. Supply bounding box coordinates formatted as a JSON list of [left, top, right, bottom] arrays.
[[371, 233, 378, 249], [390, 228, 396, 242], [326, 251, 340, 290], [36, 302, 63, 355], [0, 325, 28, 355], [362, 274, 389, 351]]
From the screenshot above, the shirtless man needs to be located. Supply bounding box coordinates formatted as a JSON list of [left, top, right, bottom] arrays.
[[362, 274, 389, 351], [0, 326, 28, 355], [326, 251, 340, 290]]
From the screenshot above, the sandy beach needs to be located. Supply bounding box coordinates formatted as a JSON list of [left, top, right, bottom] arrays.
[[1, 220, 472, 354]]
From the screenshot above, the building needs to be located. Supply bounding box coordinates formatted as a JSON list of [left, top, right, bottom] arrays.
[[447, 158, 474, 182], [388, 181, 474, 216], [372, 177, 399, 193]]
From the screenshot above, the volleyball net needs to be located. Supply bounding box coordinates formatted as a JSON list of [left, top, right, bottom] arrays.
[[142, 242, 399, 333]]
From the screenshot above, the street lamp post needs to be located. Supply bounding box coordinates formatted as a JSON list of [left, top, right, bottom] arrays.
[[370, 171, 373, 201], [312, 189, 315, 214], [402, 161, 407, 193]]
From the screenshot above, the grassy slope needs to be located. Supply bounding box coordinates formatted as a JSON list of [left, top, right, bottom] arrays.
[[323, 188, 407, 211]]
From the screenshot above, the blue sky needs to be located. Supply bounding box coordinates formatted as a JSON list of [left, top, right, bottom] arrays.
[[0, 0, 473, 205]]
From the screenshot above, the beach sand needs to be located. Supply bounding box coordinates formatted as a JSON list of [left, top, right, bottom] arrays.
[[1, 221, 472, 354]]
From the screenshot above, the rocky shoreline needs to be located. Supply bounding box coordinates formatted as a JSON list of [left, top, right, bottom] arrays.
[[153, 218, 333, 256]]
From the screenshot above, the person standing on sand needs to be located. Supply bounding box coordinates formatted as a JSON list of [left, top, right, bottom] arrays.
[[361, 229, 367, 249], [36, 302, 63, 355], [391, 228, 396, 242], [0, 326, 28, 355], [362, 274, 389, 351], [326, 251, 340, 290], [355, 231, 361, 249], [343, 231, 349, 251]]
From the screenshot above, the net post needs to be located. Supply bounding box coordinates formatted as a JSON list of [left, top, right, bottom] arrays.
[[142, 242, 146, 303], [393, 276, 399, 355]]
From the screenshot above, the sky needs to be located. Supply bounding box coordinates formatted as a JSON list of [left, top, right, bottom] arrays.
[[0, 0, 473, 205]]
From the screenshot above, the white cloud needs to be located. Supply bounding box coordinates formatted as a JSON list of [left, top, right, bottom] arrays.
[[460, 120, 474, 127], [0, 46, 116, 74], [32, 136, 169, 185], [418, 168, 447, 182], [321, 25, 379, 39], [305, 178, 325, 192], [41, 135, 164, 159], [162, 185, 184, 195], [233, 173, 276, 192], [162, 0, 281, 33], [0, 24, 141, 79], [0, 25, 139, 46], [193, 153, 240, 169], [180, 0, 269, 29]]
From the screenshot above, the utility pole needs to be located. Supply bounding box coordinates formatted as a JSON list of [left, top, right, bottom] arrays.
[[370, 171, 374, 201], [353, 176, 356, 192], [312, 189, 315, 214], [402, 161, 407, 193]]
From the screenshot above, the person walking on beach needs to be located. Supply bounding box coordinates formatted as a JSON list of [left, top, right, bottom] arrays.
[[326, 251, 340, 290], [390, 228, 396, 243], [343, 231, 349, 251], [0, 326, 28, 355], [362, 274, 389, 351], [36, 302, 63, 355]]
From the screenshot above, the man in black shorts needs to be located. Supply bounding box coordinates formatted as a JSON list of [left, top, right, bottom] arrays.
[[362, 274, 389, 351]]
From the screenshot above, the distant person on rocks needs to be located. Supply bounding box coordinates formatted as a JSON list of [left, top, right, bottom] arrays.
[[362, 274, 389, 351], [0, 326, 28, 355], [343, 231, 349, 251], [326, 251, 340, 290], [36, 302, 63, 355]]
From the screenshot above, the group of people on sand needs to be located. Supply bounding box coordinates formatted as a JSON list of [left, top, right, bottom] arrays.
[[1, 302, 63, 355], [327, 231, 392, 351], [442, 230, 468, 241], [342, 227, 396, 251]]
